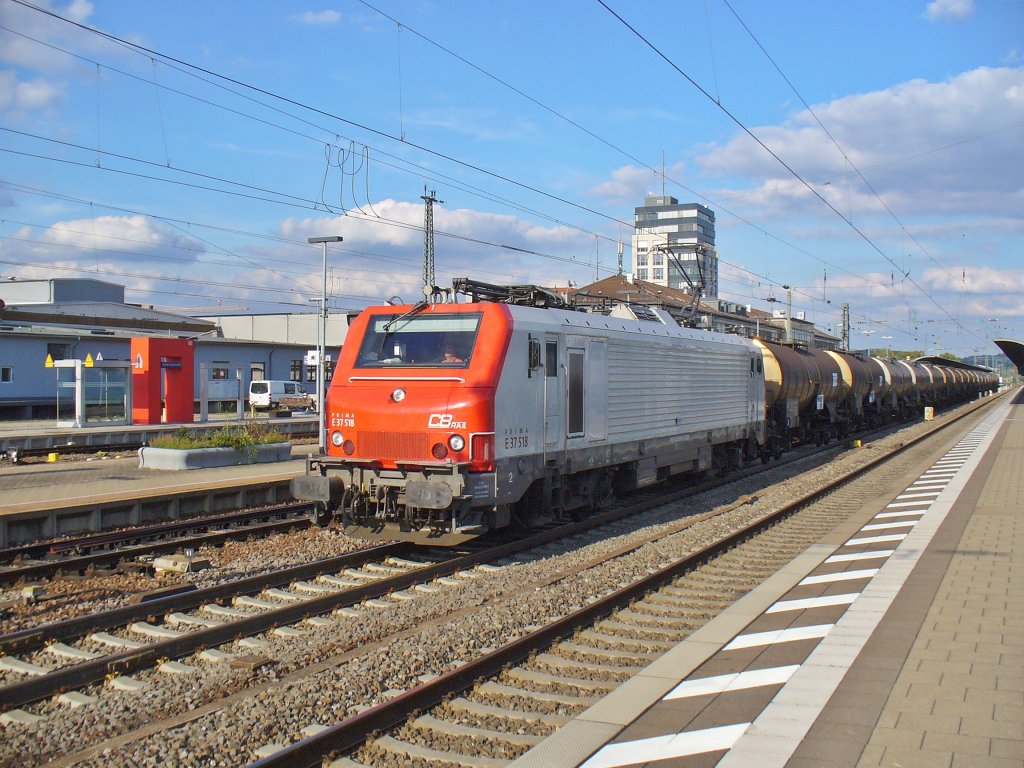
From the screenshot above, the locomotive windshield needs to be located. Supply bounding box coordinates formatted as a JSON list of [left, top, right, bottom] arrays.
[[355, 312, 481, 368]]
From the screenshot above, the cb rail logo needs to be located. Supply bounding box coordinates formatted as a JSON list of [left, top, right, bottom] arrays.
[[428, 413, 467, 429]]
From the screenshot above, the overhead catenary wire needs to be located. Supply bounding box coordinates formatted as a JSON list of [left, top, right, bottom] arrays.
[[3, 0, 887, 306], [720, 0, 960, 287], [349, 0, 904, 299], [0, 180, 589, 294], [596, 0, 978, 344], [4, 0, 1003, 346], [0, 21, 625, 247], [0, 0, 918, 312], [9, 0, 634, 232]]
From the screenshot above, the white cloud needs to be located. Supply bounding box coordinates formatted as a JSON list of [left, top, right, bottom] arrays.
[[12, 215, 206, 265], [924, 0, 974, 22], [291, 10, 341, 26], [5, 74, 66, 111], [276, 199, 596, 300], [588, 163, 685, 204], [921, 264, 1024, 294], [65, 0, 94, 23], [0, 0, 101, 73], [696, 66, 1024, 220]]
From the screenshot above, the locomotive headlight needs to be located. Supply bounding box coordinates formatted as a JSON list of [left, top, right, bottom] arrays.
[[392, 387, 406, 402], [331, 431, 344, 447], [448, 434, 466, 452]]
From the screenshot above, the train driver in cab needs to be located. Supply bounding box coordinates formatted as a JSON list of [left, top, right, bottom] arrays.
[[441, 341, 464, 364]]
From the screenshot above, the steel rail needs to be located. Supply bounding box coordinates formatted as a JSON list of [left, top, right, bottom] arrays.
[[0, 515, 313, 586], [250, 392, 1004, 768], [0, 541, 407, 658], [0, 503, 315, 564]]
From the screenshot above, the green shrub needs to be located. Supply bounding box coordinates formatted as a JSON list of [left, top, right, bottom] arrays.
[[150, 423, 287, 450]]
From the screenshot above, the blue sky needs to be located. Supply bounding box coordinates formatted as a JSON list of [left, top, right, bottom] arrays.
[[1, 0, 1021, 358]]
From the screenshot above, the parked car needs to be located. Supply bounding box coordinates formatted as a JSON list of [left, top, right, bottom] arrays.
[[248, 380, 312, 410]]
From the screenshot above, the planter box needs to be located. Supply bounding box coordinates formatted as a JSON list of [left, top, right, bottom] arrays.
[[138, 442, 293, 470]]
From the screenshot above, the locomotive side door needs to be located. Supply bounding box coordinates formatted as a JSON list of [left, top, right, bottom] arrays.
[[565, 335, 606, 443], [543, 334, 562, 451], [750, 349, 766, 443]]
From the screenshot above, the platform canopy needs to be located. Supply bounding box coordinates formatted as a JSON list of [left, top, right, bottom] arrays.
[[994, 339, 1024, 374], [914, 356, 993, 371]]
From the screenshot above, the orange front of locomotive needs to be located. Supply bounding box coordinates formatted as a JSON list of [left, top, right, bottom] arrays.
[[292, 302, 513, 543]]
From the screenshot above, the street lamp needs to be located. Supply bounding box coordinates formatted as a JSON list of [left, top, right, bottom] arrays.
[[307, 235, 343, 453], [881, 335, 893, 358], [862, 329, 875, 356]]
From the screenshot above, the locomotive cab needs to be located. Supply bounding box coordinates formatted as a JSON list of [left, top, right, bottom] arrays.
[[291, 302, 512, 544]]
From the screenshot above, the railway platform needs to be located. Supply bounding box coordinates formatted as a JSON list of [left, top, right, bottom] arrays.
[[0, 413, 317, 454], [0, 438, 317, 547], [514, 389, 1022, 768]]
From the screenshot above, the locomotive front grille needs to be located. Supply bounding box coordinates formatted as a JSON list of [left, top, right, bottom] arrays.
[[358, 431, 429, 461]]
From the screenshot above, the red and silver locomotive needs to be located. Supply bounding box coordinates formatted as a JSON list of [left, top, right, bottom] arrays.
[[291, 279, 766, 543], [291, 278, 998, 544]]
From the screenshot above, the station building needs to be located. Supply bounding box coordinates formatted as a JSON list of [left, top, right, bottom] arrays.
[[0, 278, 349, 420]]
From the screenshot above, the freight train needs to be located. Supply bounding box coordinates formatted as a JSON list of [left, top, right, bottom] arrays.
[[291, 279, 997, 544]]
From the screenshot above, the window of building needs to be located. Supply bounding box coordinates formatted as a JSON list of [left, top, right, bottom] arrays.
[[211, 362, 229, 380], [1, 366, 11, 384], [652, 254, 663, 266], [653, 269, 664, 280], [47, 343, 72, 360], [250, 363, 265, 382], [637, 269, 648, 280], [636, 255, 647, 266], [289, 359, 303, 382]]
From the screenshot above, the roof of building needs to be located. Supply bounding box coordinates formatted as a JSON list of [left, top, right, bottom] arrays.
[[558, 274, 839, 343], [993, 339, 1024, 374], [1, 301, 215, 334]]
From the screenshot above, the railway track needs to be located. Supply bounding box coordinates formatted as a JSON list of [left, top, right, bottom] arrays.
[[0, 394, 1000, 765], [0, 504, 317, 585], [249, 394, 1002, 768], [0, 477, 753, 714]]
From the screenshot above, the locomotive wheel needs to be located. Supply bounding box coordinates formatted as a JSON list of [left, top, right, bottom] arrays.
[[310, 502, 334, 527]]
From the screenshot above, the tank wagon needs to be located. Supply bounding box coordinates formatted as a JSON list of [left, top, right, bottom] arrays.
[[292, 279, 997, 544]]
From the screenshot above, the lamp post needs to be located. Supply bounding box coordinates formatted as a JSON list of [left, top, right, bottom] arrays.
[[862, 329, 875, 356], [881, 335, 893, 358], [307, 235, 343, 453]]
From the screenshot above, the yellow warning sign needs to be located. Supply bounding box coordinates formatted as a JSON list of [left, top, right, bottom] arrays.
[[45, 354, 54, 368], [85, 353, 94, 368]]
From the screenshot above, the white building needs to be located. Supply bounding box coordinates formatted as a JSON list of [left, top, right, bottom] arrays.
[[632, 195, 719, 299]]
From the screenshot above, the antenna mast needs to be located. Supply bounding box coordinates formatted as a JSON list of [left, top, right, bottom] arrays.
[[421, 187, 443, 299]]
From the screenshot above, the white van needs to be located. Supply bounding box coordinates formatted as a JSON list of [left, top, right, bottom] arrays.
[[248, 380, 310, 410]]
